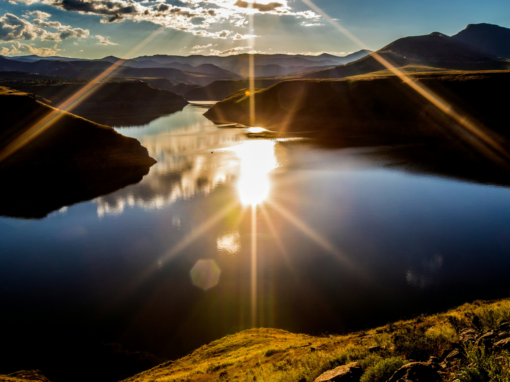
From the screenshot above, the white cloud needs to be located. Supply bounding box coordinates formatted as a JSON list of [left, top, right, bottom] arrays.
[[95, 34, 117, 45], [6, 0, 320, 41], [23, 10, 52, 20], [0, 41, 61, 56], [0, 13, 89, 42], [210, 45, 252, 55], [0, 13, 58, 41]]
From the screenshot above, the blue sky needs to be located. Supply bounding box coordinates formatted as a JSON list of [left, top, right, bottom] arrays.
[[0, 0, 509, 59]]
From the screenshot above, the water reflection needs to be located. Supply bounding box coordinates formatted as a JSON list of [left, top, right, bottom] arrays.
[[95, 106, 286, 216], [230, 140, 281, 206]]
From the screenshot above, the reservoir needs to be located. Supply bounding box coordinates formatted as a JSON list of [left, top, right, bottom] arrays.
[[2, 104, 510, 381]]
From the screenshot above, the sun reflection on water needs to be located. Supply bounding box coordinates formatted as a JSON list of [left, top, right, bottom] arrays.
[[229, 140, 280, 206]]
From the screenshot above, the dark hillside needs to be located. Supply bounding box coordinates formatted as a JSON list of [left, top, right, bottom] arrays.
[[204, 71, 510, 155], [0, 87, 156, 218], [10, 81, 188, 126], [453, 23, 510, 59], [184, 79, 281, 100]]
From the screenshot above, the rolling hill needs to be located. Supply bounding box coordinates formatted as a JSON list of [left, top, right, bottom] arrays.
[[288, 33, 509, 80], [0, 56, 239, 85]]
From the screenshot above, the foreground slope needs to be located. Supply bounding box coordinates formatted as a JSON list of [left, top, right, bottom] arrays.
[[122, 298, 510, 382], [289, 33, 508, 80], [0, 87, 156, 218]]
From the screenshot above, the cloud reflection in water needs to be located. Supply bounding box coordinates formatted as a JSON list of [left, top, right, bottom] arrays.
[[94, 107, 285, 217]]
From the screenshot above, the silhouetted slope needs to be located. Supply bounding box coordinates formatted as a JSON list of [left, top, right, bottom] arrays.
[[205, 71, 510, 147], [0, 87, 156, 218], [453, 23, 510, 59], [12, 81, 188, 125], [290, 33, 508, 80], [184, 79, 280, 100]]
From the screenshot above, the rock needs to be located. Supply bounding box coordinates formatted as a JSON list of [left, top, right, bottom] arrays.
[[428, 356, 440, 363], [459, 328, 477, 343], [498, 331, 510, 339], [388, 362, 441, 382], [369, 346, 383, 353], [500, 322, 510, 331], [494, 337, 510, 351], [444, 348, 462, 363], [475, 331, 496, 347], [314, 362, 363, 382]]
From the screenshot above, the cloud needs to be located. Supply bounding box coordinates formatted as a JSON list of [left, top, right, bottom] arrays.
[[95, 34, 117, 45], [210, 45, 252, 55], [5, 0, 320, 44], [59, 26, 89, 39], [23, 10, 52, 20], [0, 13, 90, 42], [234, 0, 283, 12], [0, 41, 61, 56], [0, 13, 57, 41]]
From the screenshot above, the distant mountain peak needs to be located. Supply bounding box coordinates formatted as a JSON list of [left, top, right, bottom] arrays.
[[453, 23, 510, 59], [430, 32, 447, 37]]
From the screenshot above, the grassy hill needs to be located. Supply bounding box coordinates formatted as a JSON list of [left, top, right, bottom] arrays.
[[119, 298, 510, 382], [2, 298, 510, 381]]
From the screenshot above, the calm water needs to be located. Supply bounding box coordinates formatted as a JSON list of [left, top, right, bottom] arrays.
[[2, 104, 510, 380]]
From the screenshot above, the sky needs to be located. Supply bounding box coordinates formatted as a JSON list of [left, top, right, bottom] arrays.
[[0, 0, 509, 59]]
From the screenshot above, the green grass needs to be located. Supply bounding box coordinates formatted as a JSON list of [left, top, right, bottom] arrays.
[[120, 299, 510, 382], [360, 357, 408, 382], [459, 344, 510, 382]]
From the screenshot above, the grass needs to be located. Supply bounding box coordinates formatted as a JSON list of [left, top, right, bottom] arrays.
[[459, 345, 510, 382], [360, 357, 408, 382], [121, 298, 510, 382]]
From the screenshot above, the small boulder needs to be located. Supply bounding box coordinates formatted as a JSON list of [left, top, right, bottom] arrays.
[[388, 362, 441, 382], [475, 331, 496, 347], [459, 328, 477, 343], [314, 362, 363, 382], [444, 348, 462, 363]]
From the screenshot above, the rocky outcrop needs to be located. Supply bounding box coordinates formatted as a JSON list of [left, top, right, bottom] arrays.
[[314, 362, 362, 382], [387, 362, 441, 382]]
